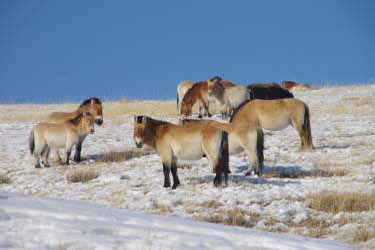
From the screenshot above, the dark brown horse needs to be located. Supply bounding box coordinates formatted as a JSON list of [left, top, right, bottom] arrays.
[[247, 83, 294, 100]]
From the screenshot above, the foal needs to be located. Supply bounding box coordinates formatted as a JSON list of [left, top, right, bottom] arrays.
[[47, 97, 103, 162], [133, 116, 229, 189], [30, 112, 95, 168]]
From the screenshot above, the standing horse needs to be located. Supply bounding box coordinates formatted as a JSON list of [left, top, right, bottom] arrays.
[[231, 98, 314, 151], [30, 112, 96, 168], [133, 115, 229, 189], [181, 118, 264, 176], [207, 80, 250, 119], [176, 80, 194, 114], [180, 77, 235, 119], [247, 83, 294, 100], [47, 97, 103, 162]]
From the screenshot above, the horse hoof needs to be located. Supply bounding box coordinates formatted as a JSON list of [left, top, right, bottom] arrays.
[[44, 164, 51, 168], [164, 183, 171, 188], [34, 164, 41, 168]]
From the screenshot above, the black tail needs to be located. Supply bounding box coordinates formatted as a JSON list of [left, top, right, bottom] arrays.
[[176, 93, 179, 112], [29, 130, 35, 154], [256, 127, 264, 175], [303, 104, 314, 150], [219, 130, 230, 185]]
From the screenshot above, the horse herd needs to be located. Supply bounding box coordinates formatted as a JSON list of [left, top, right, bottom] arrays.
[[29, 76, 314, 189]]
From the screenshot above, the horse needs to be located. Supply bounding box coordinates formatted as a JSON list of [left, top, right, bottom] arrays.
[[29, 112, 96, 168], [181, 118, 264, 176], [207, 80, 250, 119], [180, 76, 235, 119], [176, 80, 194, 114], [247, 83, 294, 100], [133, 115, 229, 189], [282, 81, 313, 91], [47, 97, 103, 162], [230, 98, 314, 152]]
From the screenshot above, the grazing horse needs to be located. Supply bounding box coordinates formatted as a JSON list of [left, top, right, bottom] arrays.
[[30, 112, 96, 168], [47, 97, 103, 162], [247, 83, 294, 100], [181, 118, 264, 176], [207, 80, 250, 119], [231, 98, 314, 151], [180, 77, 235, 119], [133, 115, 229, 189], [177, 80, 194, 114]]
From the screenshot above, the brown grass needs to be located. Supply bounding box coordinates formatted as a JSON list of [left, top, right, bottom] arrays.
[[353, 226, 375, 243], [194, 208, 260, 228], [0, 174, 10, 184], [67, 170, 99, 183], [92, 149, 153, 163], [152, 201, 172, 213], [309, 192, 375, 213], [264, 168, 346, 179]]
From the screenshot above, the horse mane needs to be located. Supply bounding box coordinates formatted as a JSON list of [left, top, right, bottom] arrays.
[[79, 97, 102, 107], [229, 99, 252, 123], [211, 81, 225, 100], [68, 112, 85, 126], [136, 115, 171, 148]]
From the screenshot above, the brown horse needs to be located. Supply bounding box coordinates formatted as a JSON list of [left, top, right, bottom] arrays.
[[181, 117, 264, 176], [47, 97, 103, 162], [231, 98, 314, 151], [282, 81, 313, 91], [133, 115, 229, 189], [180, 77, 235, 119], [247, 83, 294, 100]]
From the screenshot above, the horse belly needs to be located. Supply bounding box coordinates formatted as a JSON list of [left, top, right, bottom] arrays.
[[173, 138, 204, 160], [45, 132, 67, 149], [259, 114, 290, 131]]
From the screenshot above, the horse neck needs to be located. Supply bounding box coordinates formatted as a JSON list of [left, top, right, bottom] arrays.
[[144, 119, 166, 149]]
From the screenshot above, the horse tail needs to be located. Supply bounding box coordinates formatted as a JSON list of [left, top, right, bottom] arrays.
[[303, 103, 314, 149], [256, 126, 264, 175], [29, 130, 35, 155], [219, 130, 230, 184], [176, 92, 179, 112]]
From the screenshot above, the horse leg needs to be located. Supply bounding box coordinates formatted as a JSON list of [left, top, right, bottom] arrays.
[[42, 146, 51, 168], [202, 131, 223, 187], [33, 152, 41, 168], [74, 138, 84, 162], [242, 129, 264, 176], [171, 157, 180, 189], [63, 144, 73, 165], [201, 98, 211, 118]]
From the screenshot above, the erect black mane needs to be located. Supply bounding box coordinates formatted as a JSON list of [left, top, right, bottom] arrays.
[[229, 99, 252, 123], [79, 97, 102, 107], [69, 113, 84, 125]]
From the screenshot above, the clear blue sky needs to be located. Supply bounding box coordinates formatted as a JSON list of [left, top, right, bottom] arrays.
[[1, 0, 374, 103]]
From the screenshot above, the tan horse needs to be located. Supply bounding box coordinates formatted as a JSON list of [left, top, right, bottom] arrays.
[[177, 80, 194, 114], [231, 98, 314, 151], [207, 80, 250, 119], [180, 77, 235, 119], [47, 97, 103, 162], [133, 115, 229, 189], [182, 118, 264, 176], [30, 112, 96, 168]]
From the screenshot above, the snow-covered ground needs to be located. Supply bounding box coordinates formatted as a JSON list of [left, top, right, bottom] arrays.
[[0, 191, 354, 250], [1, 85, 375, 249]]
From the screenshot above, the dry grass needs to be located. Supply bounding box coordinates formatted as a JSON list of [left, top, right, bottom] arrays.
[[67, 170, 99, 183], [194, 208, 260, 228], [0, 174, 11, 184], [92, 149, 153, 163], [152, 201, 172, 213], [353, 226, 375, 243], [309, 192, 375, 213], [0, 100, 176, 123], [264, 168, 346, 179]]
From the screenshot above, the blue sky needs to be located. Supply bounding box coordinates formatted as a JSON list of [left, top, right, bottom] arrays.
[[0, 0, 374, 103]]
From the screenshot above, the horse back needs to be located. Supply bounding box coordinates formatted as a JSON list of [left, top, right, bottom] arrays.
[[47, 111, 77, 123]]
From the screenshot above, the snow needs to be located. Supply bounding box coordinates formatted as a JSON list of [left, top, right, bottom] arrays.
[[1, 84, 375, 249], [0, 191, 354, 250]]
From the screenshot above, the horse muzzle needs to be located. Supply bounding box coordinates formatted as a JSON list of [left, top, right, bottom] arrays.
[[135, 142, 143, 148], [95, 118, 103, 126], [90, 128, 95, 134]]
